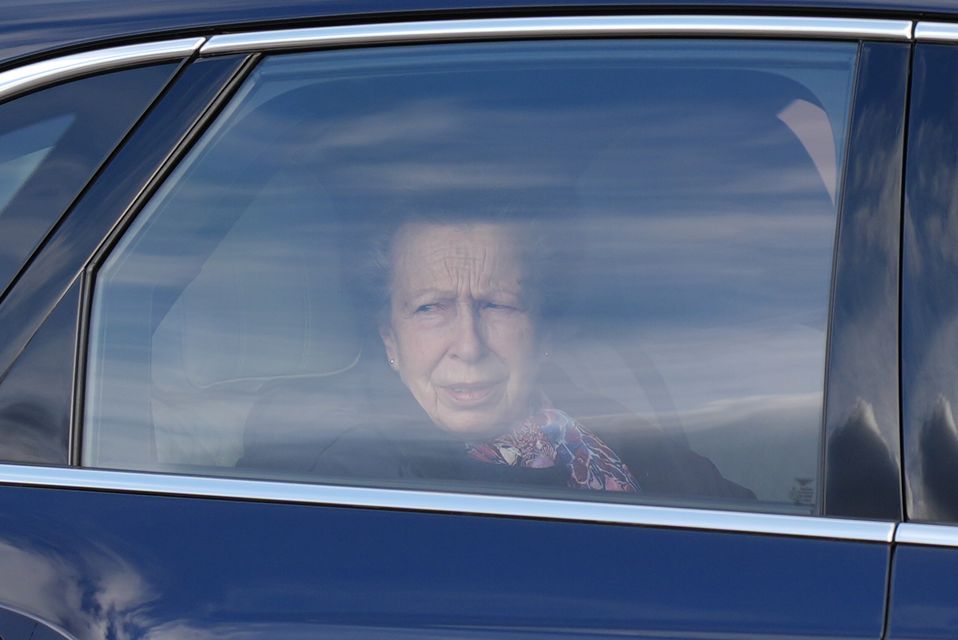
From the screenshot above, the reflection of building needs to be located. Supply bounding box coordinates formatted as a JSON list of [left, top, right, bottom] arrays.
[[789, 478, 815, 506]]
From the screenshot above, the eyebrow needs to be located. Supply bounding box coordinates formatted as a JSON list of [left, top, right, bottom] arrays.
[[403, 285, 526, 305], [404, 288, 455, 301]]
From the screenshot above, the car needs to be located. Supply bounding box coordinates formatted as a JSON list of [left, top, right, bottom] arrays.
[[2, 1, 958, 638]]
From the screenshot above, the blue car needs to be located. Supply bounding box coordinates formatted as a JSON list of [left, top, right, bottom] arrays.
[[1, 1, 957, 638]]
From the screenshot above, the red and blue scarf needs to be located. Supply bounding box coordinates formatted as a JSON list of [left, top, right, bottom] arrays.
[[465, 403, 638, 492]]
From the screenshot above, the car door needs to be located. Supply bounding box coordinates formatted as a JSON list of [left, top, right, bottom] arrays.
[[0, 15, 908, 640], [891, 21, 958, 640]]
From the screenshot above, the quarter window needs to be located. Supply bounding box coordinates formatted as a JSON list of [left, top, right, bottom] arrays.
[[0, 63, 177, 296], [0, 115, 74, 213], [84, 40, 857, 514]]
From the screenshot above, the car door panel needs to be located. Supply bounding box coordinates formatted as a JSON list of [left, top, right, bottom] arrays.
[[892, 31, 958, 640], [887, 535, 958, 640], [0, 482, 891, 640]]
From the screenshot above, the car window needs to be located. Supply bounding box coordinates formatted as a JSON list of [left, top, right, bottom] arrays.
[[0, 115, 74, 212], [0, 282, 78, 465], [83, 40, 857, 514], [0, 63, 178, 297]]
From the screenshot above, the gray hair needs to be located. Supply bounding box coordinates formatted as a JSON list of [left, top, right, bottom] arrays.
[[352, 210, 562, 330]]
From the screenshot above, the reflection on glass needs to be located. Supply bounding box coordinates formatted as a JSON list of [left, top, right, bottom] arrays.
[[0, 63, 177, 296], [85, 40, 857, 513], [899, 47, 958, 521], [0, 115, 73, 216]]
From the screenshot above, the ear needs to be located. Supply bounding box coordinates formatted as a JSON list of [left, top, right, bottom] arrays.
[[380, 322, 398, 368]]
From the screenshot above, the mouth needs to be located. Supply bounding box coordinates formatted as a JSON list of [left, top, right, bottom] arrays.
[[440, 381, 502, 407]]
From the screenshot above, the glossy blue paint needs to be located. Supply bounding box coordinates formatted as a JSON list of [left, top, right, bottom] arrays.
[[0, 0, 951, 72], [0, 484, 889, 640], [0, 606, 68, 640], [887, 544, 958, 639]]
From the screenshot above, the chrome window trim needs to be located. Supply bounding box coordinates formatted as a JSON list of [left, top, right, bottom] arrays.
[[200, 16, 913, 55], [896, 522, 958, 547], [0, 38, 206, 103], [915, 22, 958, 42], [0, 463, 894, 542]]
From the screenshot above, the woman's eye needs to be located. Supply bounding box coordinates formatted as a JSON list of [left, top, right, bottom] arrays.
[[414, 303, 440, 314]]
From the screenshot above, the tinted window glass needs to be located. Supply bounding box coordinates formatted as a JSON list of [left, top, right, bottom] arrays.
[[0, 115, 73, 212], [0, 63, 177, 296], [0, 282, 78, 464], [85, 41, 856, 514]]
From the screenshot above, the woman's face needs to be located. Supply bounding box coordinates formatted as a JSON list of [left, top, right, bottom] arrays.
[[381, 222, 542, 436]]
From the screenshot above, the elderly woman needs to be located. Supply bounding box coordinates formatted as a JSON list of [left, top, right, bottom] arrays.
[[377, 218, 637, 492], [240, 213, 752, 500]]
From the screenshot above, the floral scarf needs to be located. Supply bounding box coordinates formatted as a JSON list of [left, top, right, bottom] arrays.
[[465, 404, 639, 492]]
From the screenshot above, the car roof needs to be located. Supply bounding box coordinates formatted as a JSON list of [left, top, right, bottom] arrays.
[[0, 0, 955, 69]]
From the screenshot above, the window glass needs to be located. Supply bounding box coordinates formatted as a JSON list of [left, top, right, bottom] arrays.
[[0, 282, 78, 464], [0, 115, 73, 212], [85, 40, 857, 514], [0, 63, 177, 295]]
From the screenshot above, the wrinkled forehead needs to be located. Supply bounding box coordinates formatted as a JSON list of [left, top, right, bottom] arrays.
[[389, 222, 528, 292]]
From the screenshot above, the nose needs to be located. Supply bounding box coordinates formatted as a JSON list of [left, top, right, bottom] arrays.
[[449, 303, 485, 362]]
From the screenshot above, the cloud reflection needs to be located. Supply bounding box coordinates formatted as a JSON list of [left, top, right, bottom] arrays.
[[0, 533, 154, 640]]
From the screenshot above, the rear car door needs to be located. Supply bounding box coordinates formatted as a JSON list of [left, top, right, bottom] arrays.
[[892, 20, 958, 640], [0, 15, 908, 640]]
